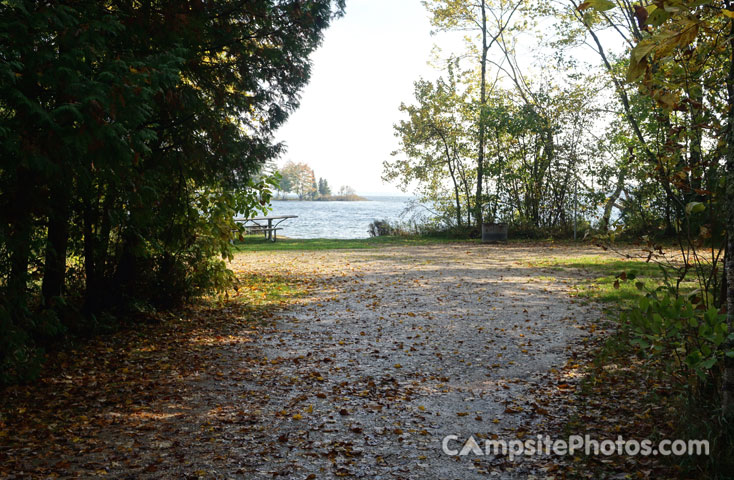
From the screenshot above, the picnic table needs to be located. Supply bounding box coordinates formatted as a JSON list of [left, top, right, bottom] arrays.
[[234, 215, 298, 242]]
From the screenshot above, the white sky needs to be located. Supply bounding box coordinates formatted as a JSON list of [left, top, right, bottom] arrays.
[[275, 0, 445, 196]]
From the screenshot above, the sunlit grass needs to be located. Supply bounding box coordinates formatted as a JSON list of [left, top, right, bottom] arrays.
[[232, 235, 477, 252], [530, 254, 696, 309], [230, 272, 304, 306]]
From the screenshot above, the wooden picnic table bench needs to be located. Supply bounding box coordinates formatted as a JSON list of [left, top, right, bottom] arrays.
[[234, 215, 298, 242]]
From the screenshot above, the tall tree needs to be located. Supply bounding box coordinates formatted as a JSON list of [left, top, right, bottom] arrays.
[[385, 70, 474, 227], [318, 177, 332, 196], [279, 161, 318, 199], [424, 0, 521, 226], [0, 0, 344, 382]]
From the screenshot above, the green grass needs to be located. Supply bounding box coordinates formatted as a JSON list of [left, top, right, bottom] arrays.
[[232, 235, 477, 252], [530, 254, 695, 309]]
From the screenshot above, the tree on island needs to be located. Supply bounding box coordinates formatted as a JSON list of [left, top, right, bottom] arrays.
[[310, 178, 319, 200], [280, 161, 317, 199], [278, 163, 360, 200], [318, 177, 332, 196]]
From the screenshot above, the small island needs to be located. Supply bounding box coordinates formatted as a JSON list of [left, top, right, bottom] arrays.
[[275, 161, 368, 201], [310, 193, 368, 201]]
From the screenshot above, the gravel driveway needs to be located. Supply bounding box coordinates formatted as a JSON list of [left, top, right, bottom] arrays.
[[0, 242, 603, 479], [222, 243, 600, 479]]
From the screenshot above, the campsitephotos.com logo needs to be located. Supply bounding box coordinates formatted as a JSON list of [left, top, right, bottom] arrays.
[[442, 434, 709, 461]]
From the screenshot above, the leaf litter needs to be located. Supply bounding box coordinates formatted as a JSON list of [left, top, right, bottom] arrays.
[[0, 242, 625, 479]]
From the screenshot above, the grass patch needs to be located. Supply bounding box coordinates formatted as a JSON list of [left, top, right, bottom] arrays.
[[530, 254, 696, 309], [232, 272, 304, 308], [232, 235, 477, 252]]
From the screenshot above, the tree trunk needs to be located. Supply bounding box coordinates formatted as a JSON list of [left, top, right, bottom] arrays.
[[475, 0, 487, 227], [6, 167, 33, 317], [7, 223, 32, 311], [448, 159, 462, 228], [82, 195, 100, 313], [723, 13, 734, 417], [721, 258, 727, 311], [439, 130, 462, 227], [41, 183, 71, 306], [664, 196, 674, 236], [601, 167, 626, 232], [457, 161, 473, 226], [725, 176, 734, 416]]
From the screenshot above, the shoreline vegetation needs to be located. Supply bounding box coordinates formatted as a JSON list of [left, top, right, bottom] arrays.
[[275, 161, 366, 201], [274, 193, 368, 202]]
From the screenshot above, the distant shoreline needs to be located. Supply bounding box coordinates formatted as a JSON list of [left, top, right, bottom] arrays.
[[274, 194, 369, 202]]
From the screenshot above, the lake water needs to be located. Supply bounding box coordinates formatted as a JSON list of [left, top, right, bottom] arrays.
[[267, 196, 413, 239]]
